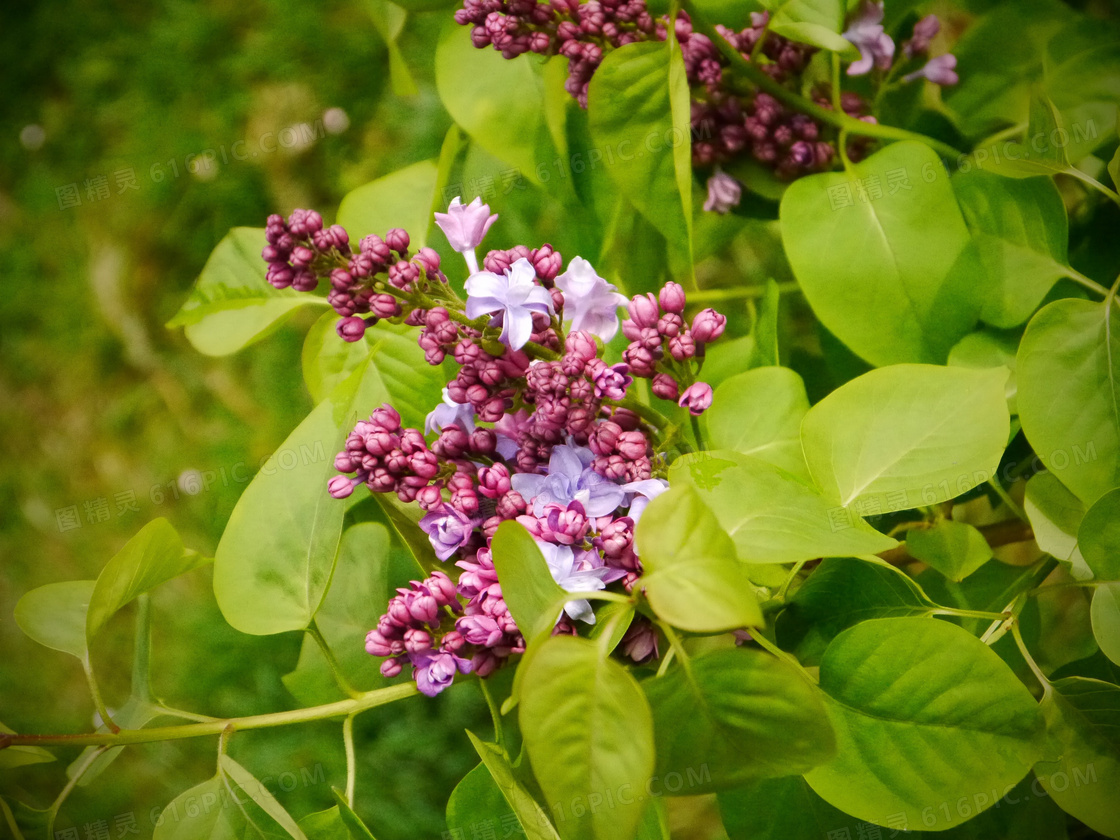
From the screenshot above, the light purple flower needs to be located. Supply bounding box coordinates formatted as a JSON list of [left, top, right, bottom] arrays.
[[555, 257, 628, 342], [465, 258, 553, 350], [494, 409, 530, 460], [903, 53, 959, 86], [419, 504, 475, 561], [435, 196, 498, 274], [425, 388, 476, 434], [703, 171, 742, 214], [843, 1, 895, 76], [408, 649, 471, 696], [511, 444, 625, 517], [620, 478, 669, 525], [535, 541, 624, 624]]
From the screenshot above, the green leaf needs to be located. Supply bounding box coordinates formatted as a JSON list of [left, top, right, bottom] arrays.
[[167, 227, 328, 356], [152, 775, 247, 840], [87, 518, 208, 644], [706, 366, 810, 481], [776, 557, 937, 662], [14, 580, 94, 659], [331, 790, 378, 840], [804, 617, 1044, 831], [67, 695, 164, 787], [800, 364, 1010, 512], [519, 635, 655, 840], [364, 0, 418, 98], [491, 521, 569, 638], [762, 0, 856, 56], [780, 142, 979, 366], [1045, 21, 1120, 163], [643, 648, 835, 791], [1018, 297, 1120, 506], [0, 722, 53, 771], [387, 0, 458, 9], [219, 755, 308, 839], [635, 485, 762, 633], [373, 492, 445, 576], [717, 776, 870, 840], [299, 806, 352, 840], [447, 763, 519, 840], [745, 279, 781, 369], [336, 159, 438, 247], [906, 521, 993, 582], [948, 329, 1020, 415], [1023, 472, 1093, 580], [1078, 487, 1120, 580], [1091, 583, 1120, 666], [669, 451, 897, 564], [282, 522, 396, 705], [588, 42, 693, 272], [435, 19, 555, 187], [1109, 145, 1120, 192], [1034, 677, 1120, 839], [952, 170, 1072, 329], [467, 733, 561, 840], [302, 310, 376, 405]]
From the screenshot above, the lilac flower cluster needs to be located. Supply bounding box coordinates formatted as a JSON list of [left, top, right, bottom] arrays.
[[262, 196, 726, 695], [455, 0, 959, 213]]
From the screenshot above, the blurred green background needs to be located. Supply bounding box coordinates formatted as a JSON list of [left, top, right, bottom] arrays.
[[0, 2, 493, 837]]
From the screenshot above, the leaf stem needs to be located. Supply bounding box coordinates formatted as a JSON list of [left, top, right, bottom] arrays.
[[1010, 620, 1051, 695], [343, 715, 357, 809], [1065, 267, 1110, 298], [689, 414, 708, 450], [479, 680, 504, 748], [611, 394, 671, 429], [749, 630, 818, 683], [81, 656, 118, 734], [583, 590, 635, 605], [684, 3, 964, 159], [931, 607, 1011, 622], [308, 621, 362, 700], [987, 479, 1028, 523], [686, 282, 800, 303], [0, 683, 419, 748], [46, 745, 110, 837], [131, 593, 153, 703]]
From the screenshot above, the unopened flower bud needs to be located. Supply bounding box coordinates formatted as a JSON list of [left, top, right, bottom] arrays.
[[659, 282, 686, 313], [337, 316, 367, 343], [691, 308, 726, 343]]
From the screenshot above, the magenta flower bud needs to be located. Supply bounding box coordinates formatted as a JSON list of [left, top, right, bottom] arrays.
[[477, 464, 512, 499], [290, 245, 315, 268], [593, 363, 632, 401], [622, 344, 656, 377], [330, 268, 354, 291], [659, 282, 686, 314], [266, 263, 293, 289], [370, 405, 402, 432], [409, 450, 439, 480], [566, 329, 598, 361], [497, 490, 527, 519], [399, 428, 427, 454], [403, 628, 433, 653], [328, 475, 356, 499], [409, 594, 439, 625], [337, 316, 367, 343], [678, 381, 714, 416], [531, 244, 563, 283], [668, 331, 696, 361], [415, 246, 441, 274], [365, 629, 394, 657], [651, 373, 680, 401], [291, 270, 318, 293], [589, 420, 622, 456], [628, 293, 660, 328], [387, 597, 411, 627], [369, 467, 396, 493], [380, 657, 404, 678], [657, 312, 683, 338], [364, 430, 396, 457], [417, 484, 443, 510], [599, 517, 634, 557], [359, 234, 392, 264], [470, 428, 497, 454], [435, 196, 499, 253], [386, 228, 410, 255], [616, 430, 648, 461], [479, 397, 507, 423], [691, 308, 727, 343], [334, 452, 356, 473], [435, 425, 470, 458], [427, 571, 459, 607], [369, 294, 399, 319], [594, 454, 628, 481], [441, 631, 466, 653]]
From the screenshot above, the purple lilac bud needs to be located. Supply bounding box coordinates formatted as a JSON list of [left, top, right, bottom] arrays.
[[903, 53, 958, 86], [678, 381, 714, 415], [628, 293, 660, 328], [702, 172, 742, 214], [651, 373, 680, 401], [904, 15, 940, 59], [690, 308, 726, 343], [337, 316, 368, 343]]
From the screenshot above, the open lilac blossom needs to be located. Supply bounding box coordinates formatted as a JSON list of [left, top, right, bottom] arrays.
[[425, 388, 476, 434], [511, 444, 625, 517], [621, 478, 670, 524], [434, 196, 498, 274], [536, 541, 624, 624], [843, 1, 894, 76], [465, 258, 553, 350], [555, 257, 629, 341], [703, 171, 742, 214], [903, 53, 958, 86], [409, 649, 472, 696], [419, 504, 476, 561]]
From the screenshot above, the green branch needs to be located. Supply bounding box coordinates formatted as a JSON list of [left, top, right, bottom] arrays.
[[0, 683, 418, 749], [684, 3, 964, 160]]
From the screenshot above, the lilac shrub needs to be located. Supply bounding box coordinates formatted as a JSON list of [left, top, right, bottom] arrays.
[[261, 198, 724, 696]]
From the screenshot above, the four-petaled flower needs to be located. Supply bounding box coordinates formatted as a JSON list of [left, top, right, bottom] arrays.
[[511, 444, 625, 517], [435, 196, 498, 274], [419, 504, 476, 561], [425, 387, 476, 434], [535, 541, 624, 624], [465, 258, 554, 350], [408, 649, 472, 696], [555, 257, 629, 342], [903, 53, 959, 86], [843, 0, 895, 76]]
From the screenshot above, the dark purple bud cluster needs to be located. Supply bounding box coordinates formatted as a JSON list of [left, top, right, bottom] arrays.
[[264, 209, 448, 344], [620, 281, 722, 415]]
